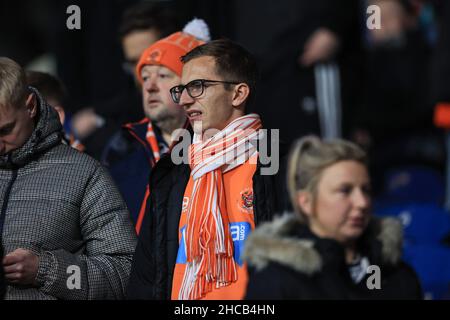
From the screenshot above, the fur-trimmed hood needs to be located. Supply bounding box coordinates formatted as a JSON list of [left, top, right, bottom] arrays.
[[243, 214, 403, 275]]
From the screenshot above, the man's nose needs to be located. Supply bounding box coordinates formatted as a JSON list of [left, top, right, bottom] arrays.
[[144, 75, 158, 92]]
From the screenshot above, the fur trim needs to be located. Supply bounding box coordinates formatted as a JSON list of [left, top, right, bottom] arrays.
[[376, 217, 403, 265], [243, 214, 322, 275], [243, 214, 404, 274]]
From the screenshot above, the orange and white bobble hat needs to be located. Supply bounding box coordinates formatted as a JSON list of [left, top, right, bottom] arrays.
[[136, 18, 211, 81]]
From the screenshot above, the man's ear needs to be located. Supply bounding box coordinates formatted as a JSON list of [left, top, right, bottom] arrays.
[[231, 83, 250, 108], [25, 93, 37, 119], [53, 106, 66, 125], [297, 191, 313, 217]]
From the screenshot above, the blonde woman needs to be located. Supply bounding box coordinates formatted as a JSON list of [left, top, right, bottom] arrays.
[[243, 136, 422, 299]]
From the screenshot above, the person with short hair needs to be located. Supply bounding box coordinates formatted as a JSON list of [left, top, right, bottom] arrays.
[[71, 2, 181, 158], [127, 39, 287, 300], [26, 71, 85, 152], [118, 2, 181, 76], [243, 136, 422, 299], [0, 57, 136, 300]]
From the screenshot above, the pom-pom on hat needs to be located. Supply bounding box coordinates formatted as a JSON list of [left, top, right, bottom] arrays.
[[136, 18, 210, 81]]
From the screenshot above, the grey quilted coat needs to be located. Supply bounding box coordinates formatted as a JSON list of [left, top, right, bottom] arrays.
[[0, 88, 137, 299]]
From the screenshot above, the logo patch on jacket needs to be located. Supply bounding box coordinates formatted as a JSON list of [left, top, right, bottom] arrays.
[[238, 188, 254, 213], [182, 196, 189, 212], [176, 222, 251, 266], [230, 222, 251, 266]]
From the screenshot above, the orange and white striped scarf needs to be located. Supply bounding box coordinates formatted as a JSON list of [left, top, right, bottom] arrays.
[[179, 114, 262, 300], [136, 119, 191, 234], [146, 121, 161, 162], [134, 121, 161, 234]]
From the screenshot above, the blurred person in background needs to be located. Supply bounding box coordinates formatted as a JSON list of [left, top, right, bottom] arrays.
[[183, 0, 364, 146], [26, 71, 85, 152], [244, 136, 422, 299], [353, 0, 444, 195], [70, 2, 181, 159], [431, 0, 450, 209]]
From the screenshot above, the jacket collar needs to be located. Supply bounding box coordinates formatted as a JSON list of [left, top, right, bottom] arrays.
[[123, 118, 151, 141], [243, 214, 403, 275]]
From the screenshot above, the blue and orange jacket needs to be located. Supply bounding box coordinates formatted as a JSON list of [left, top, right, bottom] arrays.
[[102, 118, 166, 234]]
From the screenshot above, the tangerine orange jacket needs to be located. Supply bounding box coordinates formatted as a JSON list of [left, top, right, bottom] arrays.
[[126, 129, 290, 300]]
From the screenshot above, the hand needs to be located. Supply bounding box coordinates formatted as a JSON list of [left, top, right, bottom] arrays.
[[3, 248, 39, 286], [300, 28, 340, 67], [71, 107, 102, 139]]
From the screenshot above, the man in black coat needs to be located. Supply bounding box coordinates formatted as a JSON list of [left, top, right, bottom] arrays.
[[127, 39, 289, 300]]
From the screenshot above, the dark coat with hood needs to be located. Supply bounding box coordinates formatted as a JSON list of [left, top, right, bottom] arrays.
[[0, 88, 137, 299], [243, 214, 422, 300]]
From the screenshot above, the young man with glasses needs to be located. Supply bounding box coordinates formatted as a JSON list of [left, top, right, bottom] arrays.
[[128, 39, 288, 300]]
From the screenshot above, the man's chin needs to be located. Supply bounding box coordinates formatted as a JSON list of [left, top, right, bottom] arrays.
[[144, 105, 163, 118], [147, 111, 178, 127], [145, 112, 161, 122]]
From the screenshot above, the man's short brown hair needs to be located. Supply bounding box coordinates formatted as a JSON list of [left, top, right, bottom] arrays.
[[0, 57, 28, 109]]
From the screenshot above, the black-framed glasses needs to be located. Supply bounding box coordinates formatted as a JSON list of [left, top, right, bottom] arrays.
[[170, 79, 240, 104]]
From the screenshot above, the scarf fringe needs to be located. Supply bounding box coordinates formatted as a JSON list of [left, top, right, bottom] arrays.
[[179, 114, 261, 300]]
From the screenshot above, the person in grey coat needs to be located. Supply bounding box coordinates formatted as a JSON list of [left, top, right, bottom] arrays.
[[0, 57, 137, 300]]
